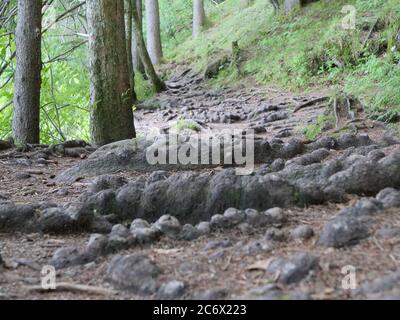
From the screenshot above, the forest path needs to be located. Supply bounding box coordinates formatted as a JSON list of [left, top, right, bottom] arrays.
[[1, 71, 400, 300], [135, 68, 333, 141]]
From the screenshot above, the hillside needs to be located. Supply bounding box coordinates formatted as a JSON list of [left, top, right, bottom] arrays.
[[164, 0, 400, 130]]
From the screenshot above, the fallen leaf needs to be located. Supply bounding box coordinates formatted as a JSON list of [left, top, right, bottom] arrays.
[[246, 258, 273, 271]]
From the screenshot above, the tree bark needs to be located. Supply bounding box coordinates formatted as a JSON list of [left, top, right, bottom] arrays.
[[145, 0, 163, 65], [269, 0, 281, 14], [12, 0, 43, 145], [125, 0, 136, 102], [132, 0, 145, 76], [86, 0, 136, 146], [192, 0, 206, 39], [132, 0, 166, 92], [284, 0, 300, 14]]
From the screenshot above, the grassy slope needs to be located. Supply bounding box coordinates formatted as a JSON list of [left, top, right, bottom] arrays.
[[166, 0, 400, 122]]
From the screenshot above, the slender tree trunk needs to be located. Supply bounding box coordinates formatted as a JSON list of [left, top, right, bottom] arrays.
[[145, 0, 163, 65], [132, 0, 166, 93], [132, 0, 145, 76], [284, 0, 300, 14], [86, 0, 136, 146], [125, 0, 136, 102], [12, 0, 43, 145], [193, 0, 206, 38]]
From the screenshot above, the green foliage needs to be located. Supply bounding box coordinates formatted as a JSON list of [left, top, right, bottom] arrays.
[[174, 119, 199, 131], [134, 73, 155, 101], [163, 0, 400, 120], [0, 30, 16, 139], [302, 114, 334, 141], [158, 0, 193, 57], [0, 1, 153, 144]]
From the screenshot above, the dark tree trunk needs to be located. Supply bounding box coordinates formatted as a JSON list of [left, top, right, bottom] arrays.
[[125, 0, 136, 102], [12, 0, 43, 145], [86, 0, 136, 146], [132, 0, 145, 76], [132, 0, 166, 92]]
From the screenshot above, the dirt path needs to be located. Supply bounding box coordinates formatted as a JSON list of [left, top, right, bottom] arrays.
[[1, 71, 400, 300]]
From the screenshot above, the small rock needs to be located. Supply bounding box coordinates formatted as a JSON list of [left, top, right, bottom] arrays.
[[130, 218, 150, 231], [15, 173, 31, 180], [244, 209, 267, 227], [210, 214, 230, 229], [267, 253, 317, 285], [147, 171, 169, 184], [270, 159, 285, 172], [208, 249, 229, 262], [156, 280, 186, 300], [359, 270, 400, 295], [106, 254, 160, 295], [263, 207, 286, 226], [205, 239, 233, 250], [238, 284, 310, 300], [37, 208, 74, 234], [318, 216, 369, 248], [265, 227, 286, 242], [178, 262, 203, 275], [223, 208, 245, 226], [290, 225, 314, 240], [368, 150, 386, 162], [107, 233, 132, 252], [89, 175, 127, 193], [351, 198, 383, 216], [49, 247, 89, 269], [179, 224, 200, 241], [110, 224, 131, 238], [196, 221, 211, 235], [241, 239, 274, 255], [89, 216, 113, 234], [85, 234, 108, 257], [193, 288, 228, 300], [153, 215, 182, 239], [376, 188, 400, 209], [131, 227, 160, 244], [64, 202, 94, 225]]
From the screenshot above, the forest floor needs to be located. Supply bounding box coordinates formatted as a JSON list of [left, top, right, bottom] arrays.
[[1, 70, 400, 300]]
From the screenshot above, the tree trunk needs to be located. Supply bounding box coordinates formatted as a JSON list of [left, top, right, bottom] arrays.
[[12, 0, 43, 145], [132, 0, 166, 92], [284, 0, 300, 14], [145, 0, 163, 65], [192, 0, 206, 39], [132, 0, 145, 76], [269, 0, 281, 14], [86, 0, 136, 146], [125, 0, 136, 102]]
